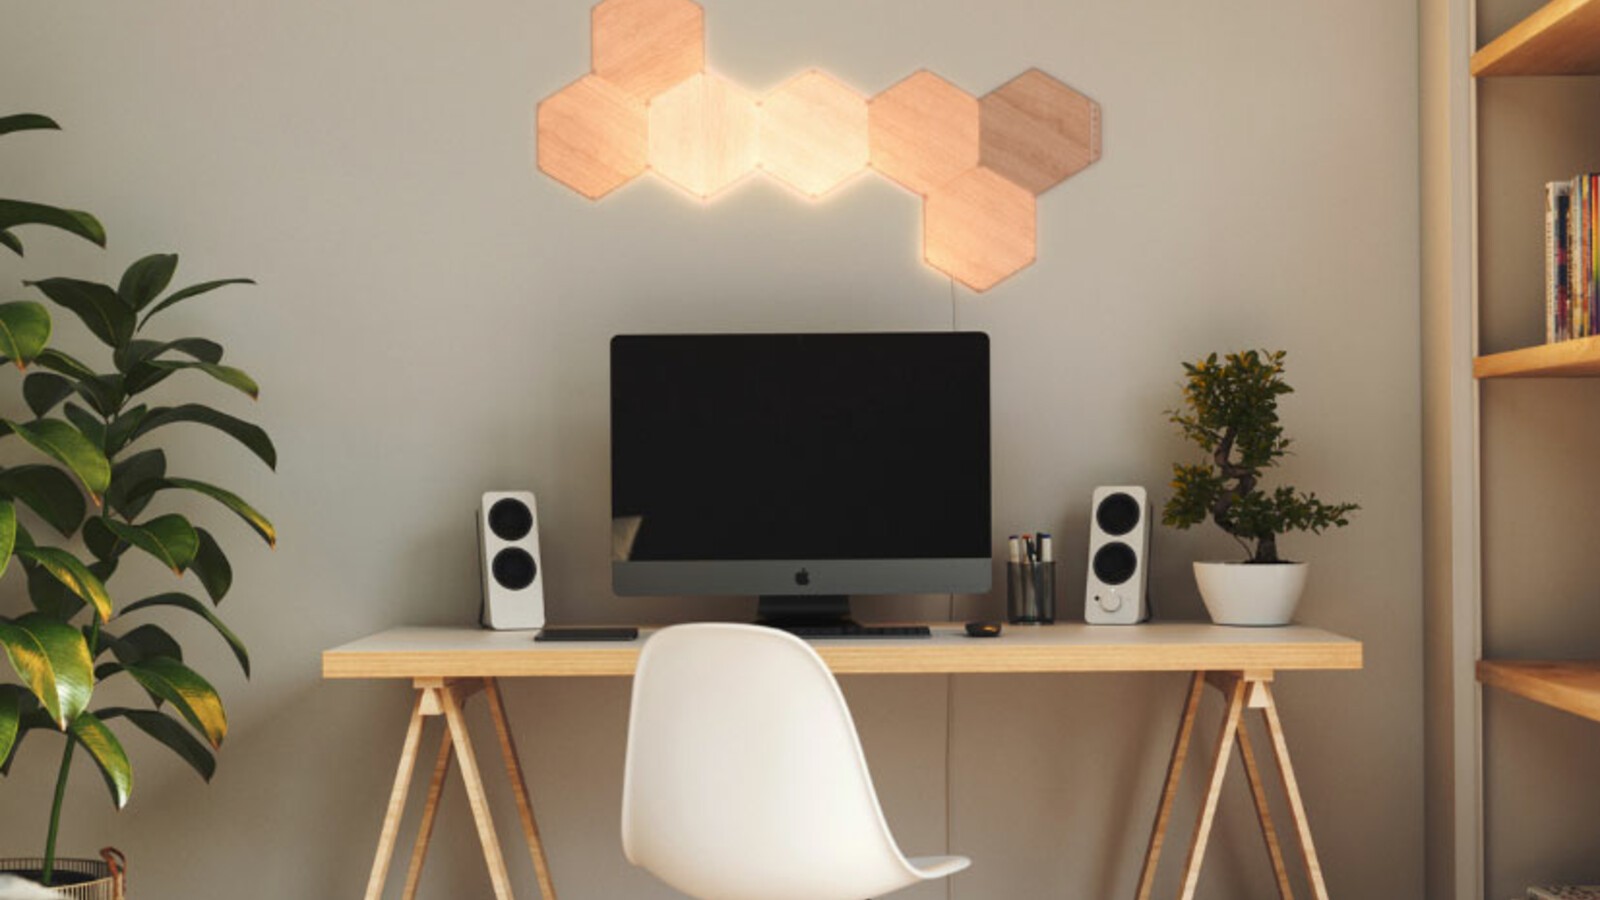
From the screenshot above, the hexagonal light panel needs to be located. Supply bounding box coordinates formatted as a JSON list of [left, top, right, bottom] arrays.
[[649, 72, 761, 200], [924, 167, 1036, 292], [759, 70, 869, 199], [868, 70, 980, 196], [592, 0, 705, 101], [538, 2, 1104, 291], [980, 68, 1101, 195], [537, 75, 650, 200]]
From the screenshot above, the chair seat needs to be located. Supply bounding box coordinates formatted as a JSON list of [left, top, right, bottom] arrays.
[[905, 855, 972, 880]]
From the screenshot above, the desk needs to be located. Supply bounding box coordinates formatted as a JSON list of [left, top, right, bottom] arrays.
[[323, 623, 1362, 900]]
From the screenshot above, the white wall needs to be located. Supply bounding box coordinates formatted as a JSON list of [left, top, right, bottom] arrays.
[[0, 2, 1422, 897]]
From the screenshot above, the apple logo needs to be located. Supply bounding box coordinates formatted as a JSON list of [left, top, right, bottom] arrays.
[[794, 568, 811, 586]]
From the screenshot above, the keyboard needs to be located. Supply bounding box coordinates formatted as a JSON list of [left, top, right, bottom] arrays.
[[772, 624, 932, 639]]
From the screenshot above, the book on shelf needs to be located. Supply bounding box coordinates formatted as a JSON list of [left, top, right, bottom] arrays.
[[1543, 175, 1600, 343], [1528, 887, 1600, 900]]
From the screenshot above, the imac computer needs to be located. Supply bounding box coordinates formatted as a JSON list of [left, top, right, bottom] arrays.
[[610, 332, 991, 633]]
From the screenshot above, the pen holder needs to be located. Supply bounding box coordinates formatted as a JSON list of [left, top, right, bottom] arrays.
[[1007, 561, 1056, 624]]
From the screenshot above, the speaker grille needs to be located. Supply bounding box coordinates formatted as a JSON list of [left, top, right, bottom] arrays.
[[1095, 492, 1141, 536], [487, 498, 534, 541], [491, 547, 538, 590], [1093, 542, 1138, 585]]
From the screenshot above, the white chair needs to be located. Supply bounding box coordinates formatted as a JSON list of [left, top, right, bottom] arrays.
[[621, 623, 971, 900]]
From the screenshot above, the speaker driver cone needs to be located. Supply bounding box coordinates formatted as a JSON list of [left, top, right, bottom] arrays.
[[1092, 542, 1138, 585], [1095, 492, 1142, 536], [491, 547, 538, 590], [487, 498, 534, 541]]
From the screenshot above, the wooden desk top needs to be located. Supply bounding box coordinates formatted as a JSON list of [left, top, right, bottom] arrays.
[[322, 623, 1363, 680]]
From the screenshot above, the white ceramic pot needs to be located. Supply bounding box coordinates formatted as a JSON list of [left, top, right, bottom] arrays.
[[1193, 561, 1308, 627]]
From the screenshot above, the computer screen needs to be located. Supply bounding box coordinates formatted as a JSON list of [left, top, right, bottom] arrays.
[[610, 332, 991, 609]]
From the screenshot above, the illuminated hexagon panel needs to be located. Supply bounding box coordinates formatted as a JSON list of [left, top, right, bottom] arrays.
[[980, 69, 1101, 194], [759, 70, 869, 199], [534, 1, 1102, 291], [592, 0, 705, 101], [924, 167, 1037, 292], [867, 70, 980, 197], [537, 75, 649, 199], [649, 72, 761, 200]]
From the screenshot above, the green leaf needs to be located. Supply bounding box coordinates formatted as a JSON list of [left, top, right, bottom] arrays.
[[101, 706, 214, 782], [190, 528, 232, 603], [82, 517, 119, 563], [115, 336, 223, 373], [123, 593, 249, 676], [15, 546, 112, 621], [24, 277, 133, 348], [4, 418, 110, 500], [35, 347, 100, 382], [146, 361, 259, 400], [23, 372, 74, 417], [125, 657, 226, 748], [0, 615, 93, 728], [0, 685, 21, 766], [106, 448, 165, 520], [153, 477, 275, 547], [0, 301, 51, 368], [70, 710, 132, 808], [129, 404, 276, 470], [62, 402, 107, 448], [0, 114, 60, 135], [103, 515, 198, 573], [137, 278, 255, 331], [24, 558, 82, 619], [104, 405, 148, 457], [111, 624, 184, 665], [0, 201, 106, 251], [0, 499, 17, 581], [0, 231, 21, 256], [117, 254, 178, 310]]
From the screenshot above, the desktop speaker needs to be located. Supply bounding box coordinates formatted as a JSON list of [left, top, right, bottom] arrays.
[[1084, 485, 1151, 625], [478, 491, 546, 630]]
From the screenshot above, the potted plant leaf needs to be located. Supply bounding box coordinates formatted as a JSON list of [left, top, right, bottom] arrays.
[[0, 113, 275, 896], [1162, 350, 1356, 626]]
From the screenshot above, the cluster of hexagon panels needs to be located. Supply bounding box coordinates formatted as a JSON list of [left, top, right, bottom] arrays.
[[536, 0, 1101, 291]]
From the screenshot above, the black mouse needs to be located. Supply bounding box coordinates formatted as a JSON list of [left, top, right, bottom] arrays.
[[965, 621, 1002, 638]]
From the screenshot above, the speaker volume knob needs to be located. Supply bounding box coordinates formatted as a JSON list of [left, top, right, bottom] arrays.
[[1097, 592, 1123, 613]]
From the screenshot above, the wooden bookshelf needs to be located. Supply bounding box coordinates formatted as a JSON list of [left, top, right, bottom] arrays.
[[1473, 334, 1600, 378], [1478, 660, 1600, 723], [1472, 0, 1600, 76]]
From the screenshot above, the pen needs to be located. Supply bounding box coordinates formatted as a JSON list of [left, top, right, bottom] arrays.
[[1008, 535, 1021, 563], [1039, 533, 1053, 563]]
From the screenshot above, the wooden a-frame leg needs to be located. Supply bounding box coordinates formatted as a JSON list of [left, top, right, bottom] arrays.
[[1176, 674, 1247, 900], [1237, 721, 1294, 900], [364, 691, 429, 900], [1136, 672, 1206, 900], [1259, 682, 1330, 900], [484, 679, 559, 899], [442, 681, 518, 900], [401, 724, 455, 900]]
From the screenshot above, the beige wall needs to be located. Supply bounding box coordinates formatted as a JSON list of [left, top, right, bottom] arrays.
[[0, 2, 1422, 897]]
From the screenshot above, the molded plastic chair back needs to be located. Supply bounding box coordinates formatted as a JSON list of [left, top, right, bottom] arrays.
[[621, 623, 968, 900]]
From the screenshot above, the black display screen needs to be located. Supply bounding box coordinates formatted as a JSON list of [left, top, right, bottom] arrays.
[[611, 333, 991, 562]]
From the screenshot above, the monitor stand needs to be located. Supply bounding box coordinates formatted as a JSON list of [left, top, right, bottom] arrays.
[[755, 595, 856, 630]]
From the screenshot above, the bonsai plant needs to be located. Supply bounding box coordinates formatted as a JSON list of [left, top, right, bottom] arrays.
[[1162, 350, 1355, 625], [0, 113, 275, 891]]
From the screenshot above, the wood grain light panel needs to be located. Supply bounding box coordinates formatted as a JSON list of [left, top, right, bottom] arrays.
[[924, 166, 1036, 291], [537, 74, 649, 199], [592, 0, 705, 100], [980, 68, 1101, 195], [649, 72, 761, 199], [759, 70, 869, 199], [868, 70, 980, 196]]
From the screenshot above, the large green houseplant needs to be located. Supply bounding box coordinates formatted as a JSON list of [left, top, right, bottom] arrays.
[[0, 113, 275, 888], [1163, 350, 1355, 625]]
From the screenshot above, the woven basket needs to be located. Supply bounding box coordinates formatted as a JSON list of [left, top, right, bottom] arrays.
[[0, 849, 125, 899]]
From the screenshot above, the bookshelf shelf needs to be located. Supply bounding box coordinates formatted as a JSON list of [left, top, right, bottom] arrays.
[[1478, 660, 1600, 724], [1473, 335, 1600, 378], [1472, 0, 1600, 76]]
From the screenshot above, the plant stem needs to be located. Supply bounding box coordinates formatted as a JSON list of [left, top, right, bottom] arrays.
[[41, 732, 75, 886]]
